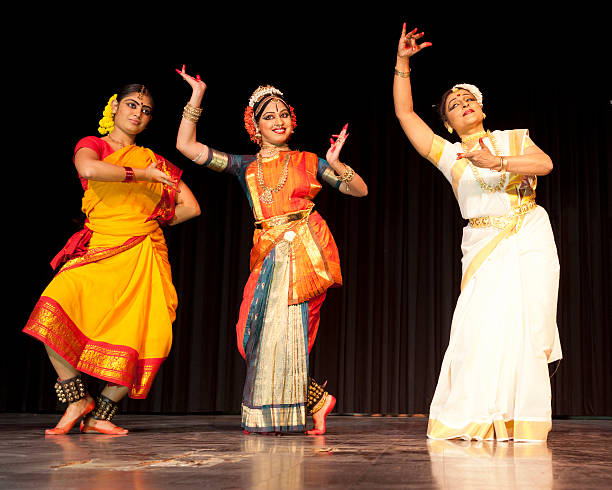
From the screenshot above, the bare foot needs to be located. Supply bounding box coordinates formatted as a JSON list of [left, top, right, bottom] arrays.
[[45, 396, 95, 435], [81, 417, 128, 435], [306, 395, 336, 435]]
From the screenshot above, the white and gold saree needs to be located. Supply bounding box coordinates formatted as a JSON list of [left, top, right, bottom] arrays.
[[425, 129, 562, 442]]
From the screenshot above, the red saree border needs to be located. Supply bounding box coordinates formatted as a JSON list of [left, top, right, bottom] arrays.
[[23, 296, 164, 399], [145, 156, 183, 226], [57, 235, 147, 275]]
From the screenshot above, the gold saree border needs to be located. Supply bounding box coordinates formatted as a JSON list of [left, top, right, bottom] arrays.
[[427, 135, 446, 168], [427, 417, 551, 442], [23, 296, 164, 399], [57, 235, 147, 274]]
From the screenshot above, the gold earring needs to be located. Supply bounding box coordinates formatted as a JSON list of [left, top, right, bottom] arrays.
[[446, 125, 453, 134], [482, 113, 487, 119]]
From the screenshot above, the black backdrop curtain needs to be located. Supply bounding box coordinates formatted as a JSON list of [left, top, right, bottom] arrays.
[[5, 11, 610, 416]]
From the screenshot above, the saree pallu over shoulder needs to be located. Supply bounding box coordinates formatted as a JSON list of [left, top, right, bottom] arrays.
[[83, 144, 182, 235], [23, 144, 180, 399]]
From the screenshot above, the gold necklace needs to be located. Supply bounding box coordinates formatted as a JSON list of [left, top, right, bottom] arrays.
[[461, 130, 507, 193], [259, 143, 289, 159], [257, 152, 290, 204]]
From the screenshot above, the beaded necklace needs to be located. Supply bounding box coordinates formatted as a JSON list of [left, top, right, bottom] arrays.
[[257, 151, 291, 204], [461, 130, 507, 193]]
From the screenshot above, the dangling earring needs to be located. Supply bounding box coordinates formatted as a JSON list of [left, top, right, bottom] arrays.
[[446, 125, 453, 134], [482, 113, 487, 119]]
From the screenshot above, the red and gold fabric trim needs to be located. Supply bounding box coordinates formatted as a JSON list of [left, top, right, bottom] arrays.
[[56, 235, 147, 275], [23, 296, 164, 399]]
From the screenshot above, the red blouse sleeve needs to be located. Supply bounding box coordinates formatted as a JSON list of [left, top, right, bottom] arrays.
[[73, 136, 115, 190], [74, 136, 114, 160]]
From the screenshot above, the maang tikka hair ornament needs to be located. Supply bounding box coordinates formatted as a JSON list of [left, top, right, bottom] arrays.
[[243, 85, 297, 144]]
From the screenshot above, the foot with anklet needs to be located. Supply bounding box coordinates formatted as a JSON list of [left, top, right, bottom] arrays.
[[306, 394, 336, 435]]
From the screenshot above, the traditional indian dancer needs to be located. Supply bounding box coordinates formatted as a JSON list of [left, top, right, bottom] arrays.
[[23, 84, 200, 435], [175, 66, 367, 435], [393, 25, 562, 441]]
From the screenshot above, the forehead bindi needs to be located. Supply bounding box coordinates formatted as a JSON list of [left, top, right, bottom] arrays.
[[123, 96, 153, 111], [262, 99, 288, 115]]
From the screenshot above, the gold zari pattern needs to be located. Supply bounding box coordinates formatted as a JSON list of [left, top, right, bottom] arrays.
[[254, 208, 312, 230], [469, 199, 537, 229]]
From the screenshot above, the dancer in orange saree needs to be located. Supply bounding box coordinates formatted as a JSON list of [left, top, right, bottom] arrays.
[[176, 67, 367, 434], [23, 84, 200, 435]]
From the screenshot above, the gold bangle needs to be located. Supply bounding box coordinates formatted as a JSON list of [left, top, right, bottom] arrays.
[[394, 68, 411, 78], [184, 103, 203, 116], [182, 111, 200, 123], [339, 165, 355, 183]]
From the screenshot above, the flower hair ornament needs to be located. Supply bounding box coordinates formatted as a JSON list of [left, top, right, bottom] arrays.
[[451, 83, 483, 107], [244, 85, 297, 144], [98, 94, 117, 135]]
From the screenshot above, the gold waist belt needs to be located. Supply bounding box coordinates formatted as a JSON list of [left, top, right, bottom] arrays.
[[254, 208, 311, 230], [469, 199, 537, 229]]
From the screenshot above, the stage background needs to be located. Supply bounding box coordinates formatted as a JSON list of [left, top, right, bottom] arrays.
[[6, 10, 610, 416]]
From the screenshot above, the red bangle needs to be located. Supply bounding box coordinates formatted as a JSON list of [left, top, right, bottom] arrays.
[[123, 167, 135, 183]]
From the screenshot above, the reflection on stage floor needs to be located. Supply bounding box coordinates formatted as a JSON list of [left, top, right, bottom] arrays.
[[0, 414, 610, 489]]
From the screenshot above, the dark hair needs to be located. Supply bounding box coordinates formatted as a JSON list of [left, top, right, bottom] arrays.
[[436, 88, 455, 124], [116, 84, 154, 108], [253, 95, 289, 122]]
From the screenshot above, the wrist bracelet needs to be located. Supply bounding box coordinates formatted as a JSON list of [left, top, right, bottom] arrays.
[[183, 104, 203, 123], [394, 68, 411, 78], [123, 167, 135, 183]]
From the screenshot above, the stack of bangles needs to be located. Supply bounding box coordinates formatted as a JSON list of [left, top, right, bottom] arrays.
[[123, 166, 135, 183], [339, 165, 355, 184], [497, 157, 509, 172], [183, 104, 203, 123]]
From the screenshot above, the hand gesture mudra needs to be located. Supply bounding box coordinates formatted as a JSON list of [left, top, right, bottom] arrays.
[[397, 23, 432, 58], [145, 159, 180, 192], [458, 139, 501, 170], [175, 64, 207, 97], [326, 123, 349, 164]]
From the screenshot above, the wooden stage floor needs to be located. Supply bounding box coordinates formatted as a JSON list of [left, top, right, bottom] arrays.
[[1, 414, 610, 489]]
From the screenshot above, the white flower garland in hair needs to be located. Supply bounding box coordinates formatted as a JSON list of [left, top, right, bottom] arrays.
[[452, 83, 483, 106], [248, 85, 284, 108]]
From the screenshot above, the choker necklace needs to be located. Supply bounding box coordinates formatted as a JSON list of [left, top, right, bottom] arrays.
[[460, 130, 488, 146], [461, 130, 507, 193], [259, 143, 290, 159], [257, 151, 290, 204]]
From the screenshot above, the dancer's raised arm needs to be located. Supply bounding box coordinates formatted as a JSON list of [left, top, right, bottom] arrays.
[[175, 65, 210, 164], [393, 23, 433, 158]]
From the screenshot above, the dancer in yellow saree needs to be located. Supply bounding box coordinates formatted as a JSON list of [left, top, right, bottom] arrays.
[[393, 25, 561, 442], [23, 84, 200, 435], [175, 67, 368, 434]]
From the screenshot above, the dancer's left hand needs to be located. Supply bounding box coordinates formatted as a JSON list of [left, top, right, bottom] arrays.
[[326, 123, 349, 165], [457, 138, 500, 170]]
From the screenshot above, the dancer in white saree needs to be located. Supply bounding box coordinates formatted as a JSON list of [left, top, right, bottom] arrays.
[[393, 24, 562, 442]]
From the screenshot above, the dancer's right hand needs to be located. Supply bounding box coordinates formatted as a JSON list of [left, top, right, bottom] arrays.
[[397, 23, 431, 58], [144, 159, 180, 192], [176, 64, 207, 98]]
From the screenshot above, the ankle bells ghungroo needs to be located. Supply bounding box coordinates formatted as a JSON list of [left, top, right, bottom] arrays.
[[91, 395, 119, 421], [307, 378, 328, 415], [54, 375, 88, 404]]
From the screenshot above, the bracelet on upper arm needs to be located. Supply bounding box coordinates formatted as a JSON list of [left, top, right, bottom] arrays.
[[339, 165, 355, 183], [192, 147, 206, 163]]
